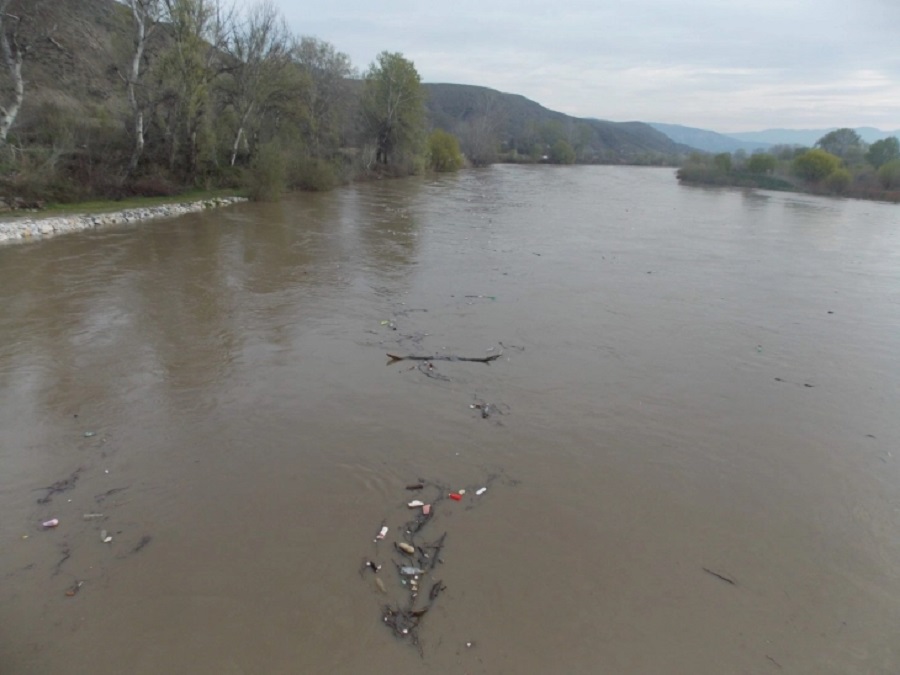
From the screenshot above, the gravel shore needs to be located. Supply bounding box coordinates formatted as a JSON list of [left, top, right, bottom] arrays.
[[0, 196, 247, 245]]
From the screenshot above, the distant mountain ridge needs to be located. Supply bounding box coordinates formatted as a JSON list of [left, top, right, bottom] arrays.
[[650, 123, 900, 154], [425, 83, 692, 162], [648, 123, 770, 153], [725, 127, 900, 146]]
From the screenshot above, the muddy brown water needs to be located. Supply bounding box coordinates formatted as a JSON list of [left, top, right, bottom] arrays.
[[1, 166, 899, 674]]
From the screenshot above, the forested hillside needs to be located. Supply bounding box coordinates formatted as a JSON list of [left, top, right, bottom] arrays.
[[0, 0, 687, 207]]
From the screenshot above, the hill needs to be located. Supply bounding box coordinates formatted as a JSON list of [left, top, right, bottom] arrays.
[[648, 123, 770, 153], [726, 127, 900, 147], [424, 83, 689, 164]]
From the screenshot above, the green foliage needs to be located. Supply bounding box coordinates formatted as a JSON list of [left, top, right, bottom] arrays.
[[244, 142, 286, 201], [549, 139, 575, 164], [877, 159, 900, 189], [866, 137, 900, 169], [815, 128, 864, 163], [427, 129, 463, 172], [825, 168, 851, 194], [292, 37, 354, 159], [745, 153, 777, 174], [793, 149, 841, 182], [360, 51, 425, 169], [288, 155, 338, 191], [713, 153, 732, 173]]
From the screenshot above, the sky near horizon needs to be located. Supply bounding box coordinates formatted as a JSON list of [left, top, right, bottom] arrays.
[[270, 0, 900, 133]]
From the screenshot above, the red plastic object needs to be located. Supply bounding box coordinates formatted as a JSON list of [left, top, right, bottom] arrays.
[[449, 493, 462, 501]]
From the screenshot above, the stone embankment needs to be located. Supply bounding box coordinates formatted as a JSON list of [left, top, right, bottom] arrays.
[[0, 196, 247, 245]]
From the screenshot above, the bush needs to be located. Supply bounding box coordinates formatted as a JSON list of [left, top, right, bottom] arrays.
[[289, 156, 338, 191], [746, 153, 777, 174], [713, 153, 732, 173], [825, 168, 852, 194], [877, 159, 900, 189], [427, 130, 463, 172], [128, 173, 179, 197], [549, 139, 576, 164], [793, 149, 841, 182], [244, 143, 286, 202]]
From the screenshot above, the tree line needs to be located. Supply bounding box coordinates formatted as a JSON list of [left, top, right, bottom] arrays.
[[677, 128, 900, 202], [0, 0, 469, 206]]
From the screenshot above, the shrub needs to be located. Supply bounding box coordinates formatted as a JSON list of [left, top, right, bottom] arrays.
[[549, 139, 576, 164], [745, 153, 777, 174], [427, 130, 463, 172], [877, 159, 900, 189], [244, 142, 286, 202], [825, 168, 852, 194], [288, 156, 338, 191], [793, 149, 841, 182], [713, 153, 732, 172]]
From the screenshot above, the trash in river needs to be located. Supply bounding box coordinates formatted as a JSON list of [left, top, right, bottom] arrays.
[[364, 474, 515, 653], [470, 401, 491, 417], [100, 529, 113, 543], [42, 519, 59, 528], [83, 431, 96, 438], [476, 487, 487, 496], [65, 581, 83, 597], [405, 483, 424, 490], [36, 468, 83, 504], [82, 513, 104, 520], [375, 525, 389, 541]]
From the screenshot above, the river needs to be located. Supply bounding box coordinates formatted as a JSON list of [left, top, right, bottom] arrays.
[[1, 165, 899, 674]]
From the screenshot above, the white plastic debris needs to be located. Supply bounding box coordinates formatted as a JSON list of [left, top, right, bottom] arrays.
[[476, 487, 487, 496], [407, 500, 425, 508], [375, 525, 389, 541]]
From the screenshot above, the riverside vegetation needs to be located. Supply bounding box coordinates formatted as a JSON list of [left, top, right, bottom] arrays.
[[0, 0, 685, 213], [677, 129, 900, 202]]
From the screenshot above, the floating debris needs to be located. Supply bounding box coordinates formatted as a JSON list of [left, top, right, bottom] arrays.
[[375, 525, 389, 541], [397, 542, 415, 555], [476, 487, 487, 496], [407, 500, 425, 508], [449, 493, 462, 501], [42, 519, 59, 529], [399, 566, 425, 576]]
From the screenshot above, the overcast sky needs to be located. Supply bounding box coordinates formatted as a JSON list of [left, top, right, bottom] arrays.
[[271, 0, 900, 133]]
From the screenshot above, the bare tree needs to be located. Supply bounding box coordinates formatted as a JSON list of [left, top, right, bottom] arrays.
[[457, 90, 505, 166], [222, 0, 291, 166], [292, 37, 353, 159], [0, 0, 25, 146], [122, 0, 162, 175], [158, 0, 233, 176]]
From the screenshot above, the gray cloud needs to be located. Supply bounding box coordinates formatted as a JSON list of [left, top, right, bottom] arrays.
[[275, 0, 900, 131]]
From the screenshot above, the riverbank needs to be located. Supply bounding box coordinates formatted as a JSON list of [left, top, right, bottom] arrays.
[[0, 196, 248, 245]]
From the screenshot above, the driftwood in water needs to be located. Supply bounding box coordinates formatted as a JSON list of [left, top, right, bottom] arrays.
[[387, 353, 500, 364]]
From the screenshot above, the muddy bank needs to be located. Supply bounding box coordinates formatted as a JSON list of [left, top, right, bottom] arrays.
[[0, 196, 247, 245]]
